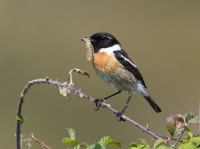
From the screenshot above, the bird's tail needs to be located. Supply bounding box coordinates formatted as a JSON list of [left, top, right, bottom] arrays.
[[143, 96, 162, 113]]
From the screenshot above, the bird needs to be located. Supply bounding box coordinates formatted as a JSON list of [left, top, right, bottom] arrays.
[[82, 32, 161, 121]]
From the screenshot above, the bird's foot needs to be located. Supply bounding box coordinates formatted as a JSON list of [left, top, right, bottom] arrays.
[[116, 110, 126, 122], [94, 99, 105, 111]]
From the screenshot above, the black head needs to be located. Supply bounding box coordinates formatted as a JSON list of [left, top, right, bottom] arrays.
[[90, 32, 121, 53]]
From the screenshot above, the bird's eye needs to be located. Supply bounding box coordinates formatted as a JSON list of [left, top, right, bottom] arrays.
[[101, 37, 106, 41]]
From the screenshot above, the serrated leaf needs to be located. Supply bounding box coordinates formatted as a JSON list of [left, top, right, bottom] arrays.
[[99, 136, 113, 145], [16, 115, 25, 124], [139, 139, 150, 149], [66, 128, 76, 140], [185, 113, 193, 122], [129, 142, 138, 148], [93, 143, 105, 149], [186, 128, 193, 137], [166, 116, 176, 136], [188, 116, 199, 124], [72, 68, 90, 78], [178, 142, 196, 149], [154, 139, 164, 148], [62, 138, 79, 147], [107, 141, 121, 147]]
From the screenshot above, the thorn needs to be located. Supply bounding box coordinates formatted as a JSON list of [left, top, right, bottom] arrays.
[[140, 130, 144, 133], [130, 115, 132, 119], [21, 94, 24, 98], [46, 76, 49, 81], [152, 137, 156, 140], [38, 82, 40, 85], [112, 111, 116, 115], [146, 124, 149, 131], [167, 138, 170, 143], [79, 94, 83, 98]]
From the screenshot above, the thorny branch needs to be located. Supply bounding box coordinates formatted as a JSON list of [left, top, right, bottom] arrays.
[[173, 126, 186, 148], [157, 135, 183, 143], [16, 71, 174, 149], [30, 133, 51, 149]]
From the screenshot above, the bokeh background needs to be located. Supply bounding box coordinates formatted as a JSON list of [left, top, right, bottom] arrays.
[[1, 0, 200, 148]]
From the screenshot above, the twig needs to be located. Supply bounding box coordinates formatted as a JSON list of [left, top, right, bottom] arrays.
[[16, 77, 173, 149], [173, 126, 186, 147], [157, 135, 183, 142], [30, 133, 51, 149]]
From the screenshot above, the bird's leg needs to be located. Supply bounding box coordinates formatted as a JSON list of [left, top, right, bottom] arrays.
[[116, 91, 132, 121], [94, 90, 122, 111]]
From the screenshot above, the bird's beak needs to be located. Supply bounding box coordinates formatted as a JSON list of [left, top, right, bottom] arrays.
[[80, 37, 87, 41]]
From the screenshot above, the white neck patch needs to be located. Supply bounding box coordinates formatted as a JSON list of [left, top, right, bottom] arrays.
[[99, 44, 121, 54]]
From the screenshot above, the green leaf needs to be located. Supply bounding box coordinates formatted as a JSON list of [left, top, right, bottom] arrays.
[[185, 113, 193, 122], [129, 142, 138, 148], [62, 138, 79, 147], [166, 116, 176, 136], [154, 139, 164, 148], [178, 142, 197, 149], [107, 141, 121, 147], [186, 128, 193, 137], [137, 145, 145, 148], [188, 116, 199, 124], [93, 143, 105, 149], [194, 140, 200, 148], [66, 128, 76, 140], [183, 138, 191, 143], [177, 117, 184, 123], [193, 133, 199, 137], [99, 136, 113, 145], [80, 141, 95, 149], [16, 115, 25, 124], [166, 114, 185, 136], [175, 127, 184, 136], [139, 139, 150, 149], [158, 146, 174, 149]]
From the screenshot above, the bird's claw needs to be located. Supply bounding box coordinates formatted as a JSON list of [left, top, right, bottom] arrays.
[[116, 110, 126, 122], [94, 99, 104, 111]]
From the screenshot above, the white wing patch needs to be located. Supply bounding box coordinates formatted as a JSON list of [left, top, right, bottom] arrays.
[[99, 44, 121, 54], [120, 54, 137, 68]]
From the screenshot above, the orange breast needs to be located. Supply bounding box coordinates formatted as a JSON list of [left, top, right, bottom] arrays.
[[92, 52, 121, 75]]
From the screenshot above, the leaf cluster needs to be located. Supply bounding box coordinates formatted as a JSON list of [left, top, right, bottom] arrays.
[[62, 128, 121, 149]]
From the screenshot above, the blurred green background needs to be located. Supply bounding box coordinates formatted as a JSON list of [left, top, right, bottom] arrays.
[[1, 0, 200, 148]]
